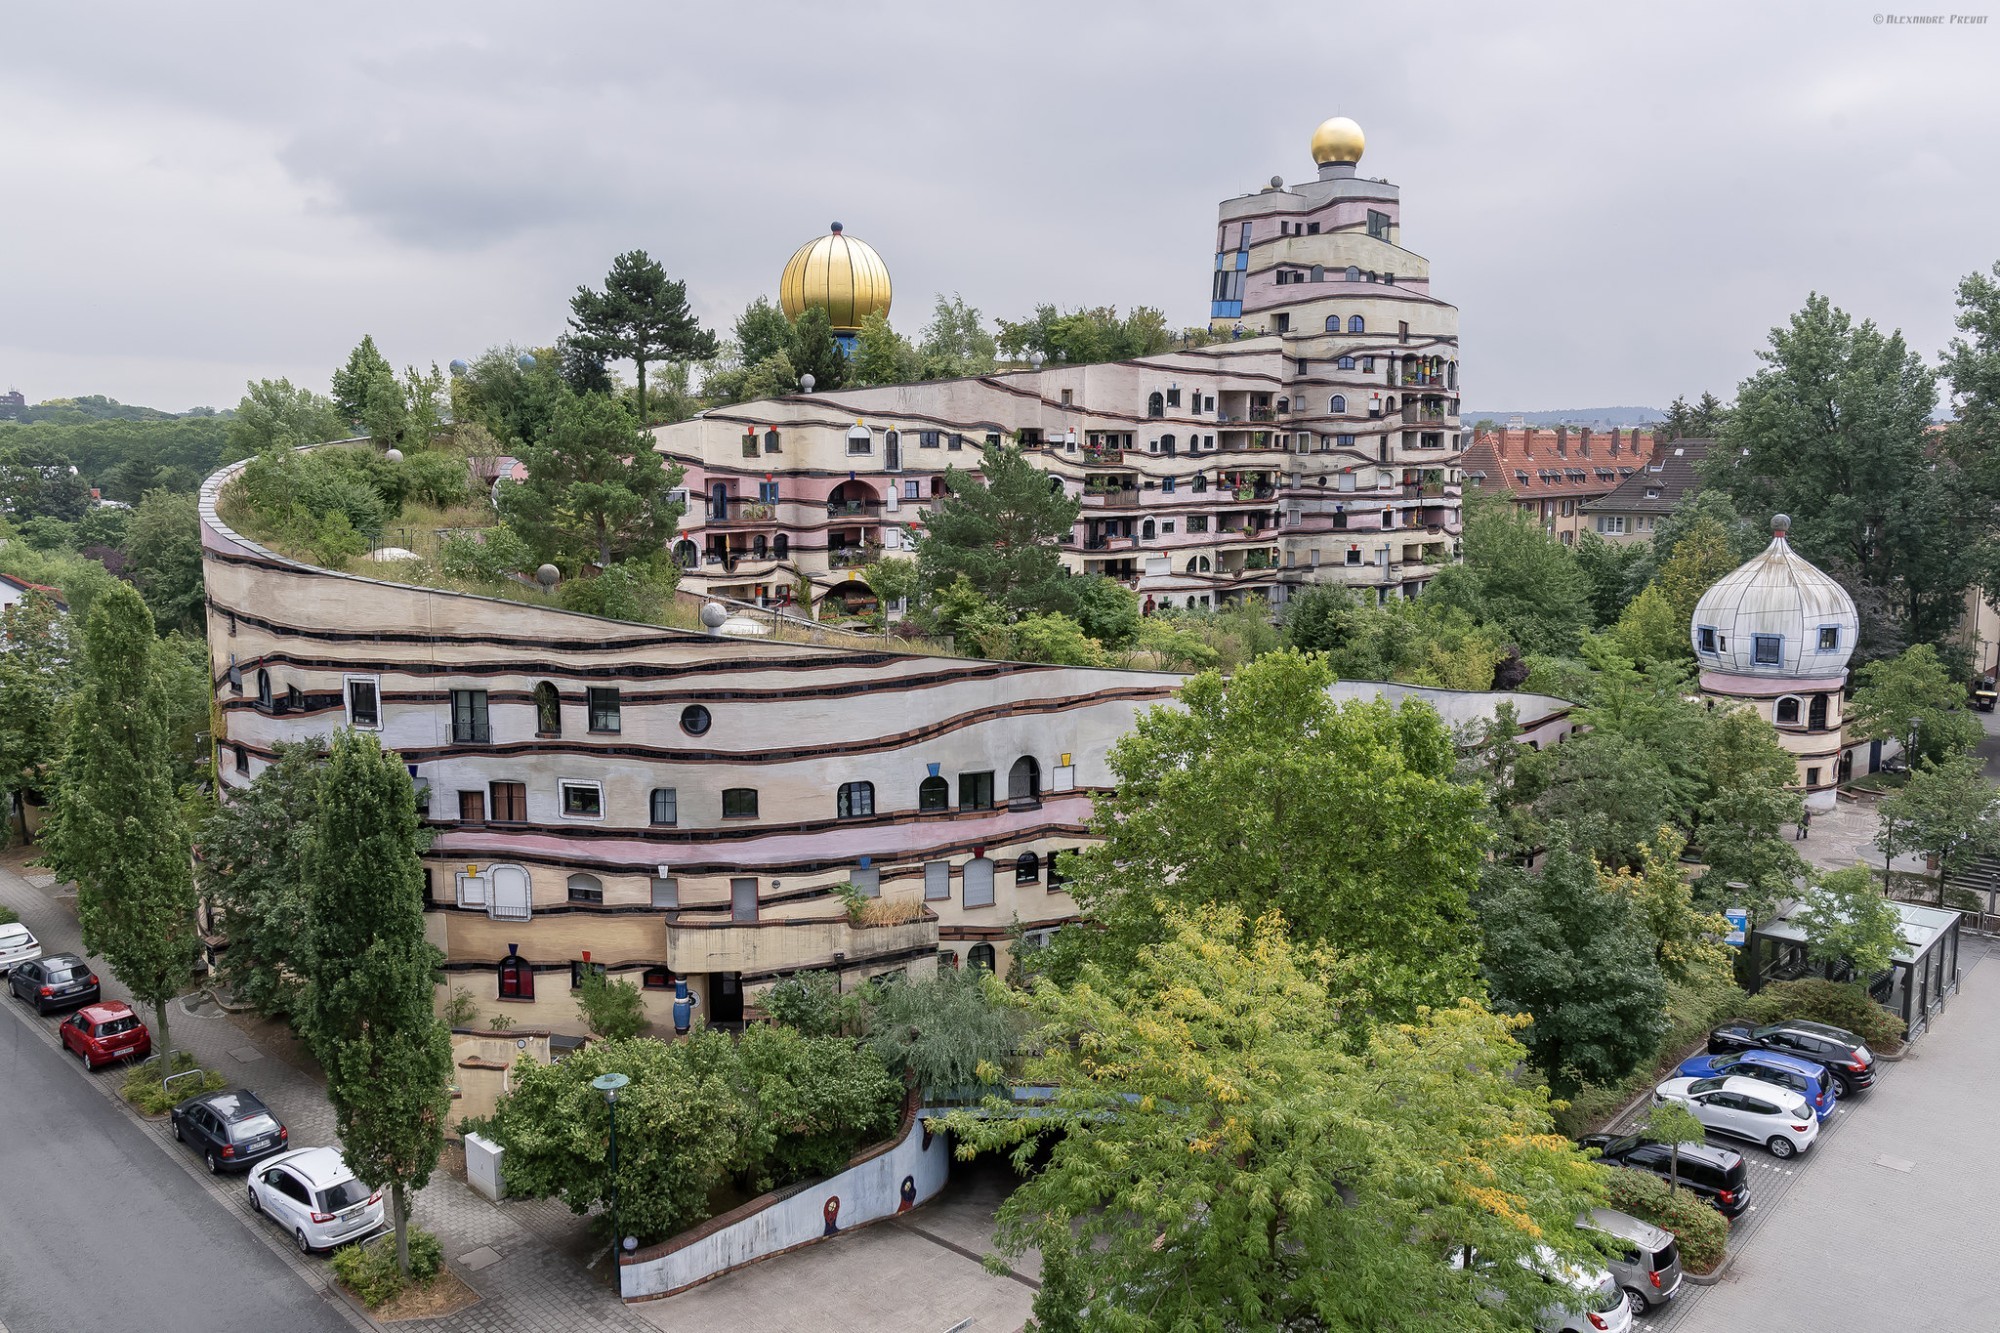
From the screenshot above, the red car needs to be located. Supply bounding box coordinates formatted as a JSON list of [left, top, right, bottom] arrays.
[[59, 1001, 153, 1070]]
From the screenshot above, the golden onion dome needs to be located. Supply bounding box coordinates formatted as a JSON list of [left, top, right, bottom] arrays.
[[778, 222, 892, 332], [1310, 116, 1366, 166]]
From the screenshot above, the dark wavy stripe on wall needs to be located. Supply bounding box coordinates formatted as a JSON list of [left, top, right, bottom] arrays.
[[939, 918, 1079, 941], [437, 957, 667, 975]]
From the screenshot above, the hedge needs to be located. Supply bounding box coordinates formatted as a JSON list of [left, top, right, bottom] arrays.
[[332, 1229, 445, 1308], [1744, 978, 1905, 1052], [1603, 1167, 1729, 1274]]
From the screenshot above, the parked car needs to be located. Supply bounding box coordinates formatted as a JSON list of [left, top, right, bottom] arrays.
[[171, 1088, 289, 1174], [1578, 1134, 1751, 1217], [1654, 1074, 1819, 1158], [1451, 1244, 1633, 1332], [7, 952, 101, 1014], [1674, 1049, 1835, 1121], [0, 921, 41, 975], [1707, 1019, 1877, 1096], [247, 1147, 385, 1253], [58, 1001, 152, 1070], [1578, 1208, 1682, 1315]]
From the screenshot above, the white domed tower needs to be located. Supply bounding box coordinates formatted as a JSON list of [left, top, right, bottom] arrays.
[[1691, 514, 1860, 811]]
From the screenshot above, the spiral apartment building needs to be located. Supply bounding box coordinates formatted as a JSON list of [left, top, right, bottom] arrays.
[[656, 116, 1464, 617]]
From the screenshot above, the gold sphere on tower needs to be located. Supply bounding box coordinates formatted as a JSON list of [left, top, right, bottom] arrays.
[[778, 222, 892, 334], [1310, 116, 1366, 166]]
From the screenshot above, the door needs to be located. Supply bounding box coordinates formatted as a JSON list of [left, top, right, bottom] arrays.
[[709, 972, 744, 1025], [709, 482, 729, 522], [886, 432, 901, 472], [1869, 739, 1882, 774], [1737, 1093, 1781, 1137]]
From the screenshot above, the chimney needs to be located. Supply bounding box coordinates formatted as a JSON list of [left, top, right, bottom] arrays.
[[1609, 428, 1621, 456], [1556, 426, 1568, 457], [1579, 428, 1592, 457]]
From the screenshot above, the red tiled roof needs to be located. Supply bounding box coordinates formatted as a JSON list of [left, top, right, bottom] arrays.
[[1460, 426, 1655, 500]]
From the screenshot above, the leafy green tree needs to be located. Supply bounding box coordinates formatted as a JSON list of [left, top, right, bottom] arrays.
[[1477, 843, 1670, 1093], [41, 582, 198, 1075], [497, 390, 685, 570], [1850, 644, 1983, 765], [1527, 730, 1687, 869], [0, 441, 92, 521], [848, 312, 923, 386], [1659, 392, 1729, 441], [995, 304, 1173, 365], [758, 969, 860, 1037], [917, 294, 997, 379], [1066, 574, 1140, 649], [1048, 650, 1487, 1035], [574, 967, 648, 1040], [1573, 529, 1649, 626], [865, 965, 1019, 1097], [915, 444, 1078, 617], [1610, 585, 1691, 665], [332, 335, 395, 427], [1598, 828, 1735, 989], [730, 1024, 901, 1191], [301, 730, 452, 1276], [1876, 752, 2000, 891], [1639, 1099, 1712, 1192], [448, 346, 565, 448], [787, 306, 846, 392], [737, 350, 800, 403], [198, 740, 324, 1016], [226, 379, 345, 458], [951, 907, 1609, 1332], [150, 633, 215, 794], [1940, 264, 2000, 606], [1649, 489, 1764, 572], [1134, 611, 1222, 671], [1653, 515, 1741, 626], [1423, 498, 1592, 655], [1691, 706, 1806, 915], [122, 490, 207, 636], [1794, 867, 1903, 978], [567, 250, 719, 425], [859, 555, 921, 612], [977, 611, 1108, 666], [0, 590, 74, 841], [734, 296, 794, 369]]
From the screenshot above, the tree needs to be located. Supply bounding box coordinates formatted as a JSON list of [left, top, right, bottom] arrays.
[[848, 312, 922, 386], [226, 379, 345, 458], [1941, 264, 2000, 612], [1609, 585, 1690, 666], [1573, 529, 1649, 627], [1849, 644, 1983, 765], [731, 1024, 901, 1191], [950, 907, 1609, 1332], [1066, 574, 1140, 649], [1528, 729, 1688, 869], [995, 304, 1174, 365], [198, 740, 324, 1016], [917, 294, 997, 379], [758, 969, 860, 1037], [914, 443, 1078, 617], [1640, 1099, 1712, 1192], [40, 582, 198, 1078], [0, 589, 74, 841], [1793, 866, 1903, 978], [301, 730, 453, 1276], [864, 964, 1017, 1096], [1048, 650, 1487, 1035], [1652, 515, 1740, 626], [122, 490, 207, 637], [787, 306, 846, 392], [1876, 752, 2000, 893], [1690, 707, 1806, 915], [332, 335, 395, 427], [737, 350, 800, 403], [1422, 497, 1592, 655], [1477, 843, 1670, 1093], [0, 442, 92, 521], [574, 966, 648, 1040], [1597, 828, 1734, 990], [568, 251, 718, 426], [497, 390, 685, 570], [734, 296, 794, 369]]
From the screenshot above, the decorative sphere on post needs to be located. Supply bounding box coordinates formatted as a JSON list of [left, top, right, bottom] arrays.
[[800, 373, 815, 394], [383, 448, 404, 464], [699, 602, 729, 630], [535, 563, 560, 589], [517, 353, 537, 370], [449, 358, 470, 377]]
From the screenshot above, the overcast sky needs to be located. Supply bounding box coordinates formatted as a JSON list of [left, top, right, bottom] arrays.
[[5, 0, 1996, 414]]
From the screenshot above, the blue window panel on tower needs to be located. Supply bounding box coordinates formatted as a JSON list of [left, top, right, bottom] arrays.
[[1236, 251, 1249, 270], [1211, 301, 1243, 319], [1215, 252, 1232, 270]]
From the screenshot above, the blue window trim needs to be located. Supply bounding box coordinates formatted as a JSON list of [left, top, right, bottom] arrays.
[[1751, 633, 1784, 667], [1696, 625, 1718, 655], [1816, 625, 1841, 651]]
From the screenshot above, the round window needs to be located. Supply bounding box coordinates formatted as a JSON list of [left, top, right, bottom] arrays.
[[680, 704, 712, 736]]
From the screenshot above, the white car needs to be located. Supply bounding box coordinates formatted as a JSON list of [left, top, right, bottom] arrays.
[[1452, 1244, 1633, 1333], [246, 1147, 384, 1253], [0, 922, 41, 975], [1654, 1074, 1819, 1158]]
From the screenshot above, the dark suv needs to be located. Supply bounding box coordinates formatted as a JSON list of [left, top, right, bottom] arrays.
[[171, 1088, 289, 1174], [1580, 1133, 1751, 1217], [7, 953, 101, 1015], [1707, 1019, 1877, 1096]]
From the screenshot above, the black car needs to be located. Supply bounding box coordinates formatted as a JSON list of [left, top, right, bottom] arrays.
[[171, 1089, 289, 1174], [7, 953, 101, 1015], [1579, 1133, 1752, 1217], [1707, 1019, 1877, 1096]]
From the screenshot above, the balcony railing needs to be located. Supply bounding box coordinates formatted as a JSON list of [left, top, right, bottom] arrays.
[[826, 499, 882, 516], [827, 546, 881, 569], [1085, 490, 1141, 509], [710, 496, 781, 523], [1081, 445, 1122, 464]]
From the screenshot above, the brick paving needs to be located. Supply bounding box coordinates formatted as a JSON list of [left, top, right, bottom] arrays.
[[0, 854, 653, 1333]]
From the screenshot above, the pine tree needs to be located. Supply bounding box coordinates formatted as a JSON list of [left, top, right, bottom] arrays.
[[915, 442, 1079, 616], [568, 251, 719, 426], [41, 581, 197, 1075], [496, 389, 685, 570], [301, 730, 453, 1276], [787, 307, 847, 391]]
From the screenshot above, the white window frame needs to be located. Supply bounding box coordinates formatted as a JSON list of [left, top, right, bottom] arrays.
[[924, 861, 951, 901], [344, 674, 382, 730], [962, 857, 995, 909], [850, 865, 881, 898], [455, 870, 489, 909], [558, 779, 605, 821]]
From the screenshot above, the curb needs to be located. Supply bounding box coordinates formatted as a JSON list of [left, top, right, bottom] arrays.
[[1682, 1250, 1735, 1286]]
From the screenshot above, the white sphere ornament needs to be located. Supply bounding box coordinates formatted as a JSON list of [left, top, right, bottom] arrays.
[[800, 373, 816, 393], [699, 602, 730, 629], [536, 563, 560, 588], [383, 448, 404, 464]]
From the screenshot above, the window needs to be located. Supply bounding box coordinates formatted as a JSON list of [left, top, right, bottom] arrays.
[[1367, 211, 1390, 239], [228, 657, 243, 694], [1697, 626, 1717, 654], [1325, 315, 1340, 333], [1806, 766, 1822, 787], [650, 787, 678, 826], [681, 704, 711, 735], [924, 861, 951, 901], [569, 959, 606, 990], [958, 771, 995, 810], [904, 479, 921, 499], [758, 480, 780, 503], [730, 877, 759, 922], [458, 790, 486, 822], [642, 967, 673, 990], [847, 429, 871, 456], [1776, 696, 1801, 726], [587, 687, 621, 733], [837, 781, 876, 818], [1346, 547, 1362, 566], [967, 943, 996, 972], [963, 857, 995, 907], [849, 864, 880, 898], [764, 429, 781, 453], [1337, 355, 1355, 370], [1398, 320, 1409, 343], [1330, 394, 1346, 414], [1142, 518, 1156, 539], [1060, 389, 1073, 407], [918, 775, 949, 811], [533, 682, 561, 736], [920, 430, 940, 449], [567, 874, 604, 905], [451, 689, 490, 744], [490, 781, 526, 822], [948, 433, 964, 451], [1165, 387, 1181, 408], [286, 684, 303, 713], [256, 669, 271, 708], [497, 955, 534, 1000], [1347, 316, 1365, 334], [560, 780, 603, 819], [1147, 392, 1164, 418], [1274, 313, 1290, 333], [1310, 265, 1323, 282], [345, 676, 380, 729], [722, 787, 759, 819], [1046, 851, 1068, 892], [1345, 265, 1361, 281], [1162, 477, 1176, 494], [234, 745, 249, 774], [1818, 626, 1840, 651], [651, 876, 679, 908], [1188, 515, 1209, 533], [1752, 634, 1783, 666], [1361, 356, 1374, 372], [773, 533, 789, 559]]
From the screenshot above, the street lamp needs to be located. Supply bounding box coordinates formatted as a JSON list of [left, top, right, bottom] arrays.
[[592, 1071, 631, 1283], [1908, 715, 1923, 768]]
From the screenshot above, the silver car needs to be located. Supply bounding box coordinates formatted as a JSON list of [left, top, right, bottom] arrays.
[[247, 1146, 384, 1253], [1580, 1208, 1683, 1314]]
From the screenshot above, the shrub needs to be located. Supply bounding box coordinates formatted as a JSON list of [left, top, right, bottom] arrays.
[[442, 986, 478, 1028], [121, 1052, 225, 1115], [0, 904, 16, 925], [399, 450, 473, 508], [438, 528, 531, 583], [1602, 1167, 1729, 1274], [865, 965, 1019, 1097], [1745, 978, 1906, 1051], [574, 967, 648, 1040], [331, 1229, 444, 1307], [760, 969, 860, 1037]]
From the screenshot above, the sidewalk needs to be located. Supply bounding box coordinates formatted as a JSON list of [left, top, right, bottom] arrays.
[[0, 851, 653, 1333]]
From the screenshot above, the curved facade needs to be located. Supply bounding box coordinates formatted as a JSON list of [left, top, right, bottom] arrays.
[[200, 456, 1181, 1035]]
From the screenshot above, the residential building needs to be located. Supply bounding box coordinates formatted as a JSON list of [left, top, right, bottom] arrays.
[[1581, 438, 1711, 542], [0, 388, 25, 421], [1459, 425, 1655, 545], [0, 572, 67, 615], [652, 115, 1464, 614]]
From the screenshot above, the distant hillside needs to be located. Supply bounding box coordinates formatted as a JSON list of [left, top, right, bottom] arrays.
[[10, 395, 222, 424], [1465, 407, 1665, 429]]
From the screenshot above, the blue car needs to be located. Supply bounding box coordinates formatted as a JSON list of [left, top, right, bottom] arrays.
[[1675, 1049, 1836, 1122]]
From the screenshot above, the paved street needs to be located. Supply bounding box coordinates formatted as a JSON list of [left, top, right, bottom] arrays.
[[0, 988, 355, 1333]]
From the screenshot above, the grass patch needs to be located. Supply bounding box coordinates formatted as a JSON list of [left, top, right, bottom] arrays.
[[1844, 770, 1909, 794], [331, 1228, 445, 1310], [121, 1051, 226, 1115]]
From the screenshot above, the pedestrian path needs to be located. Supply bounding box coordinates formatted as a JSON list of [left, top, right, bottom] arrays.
[[0, 853, 654, 1333]]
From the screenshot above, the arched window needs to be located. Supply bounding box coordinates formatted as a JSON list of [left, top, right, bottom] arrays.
[[534, 681, 561, 736], [1330, 394, 1346, 414], [1809, 693, 1830, 731], [1192, 473, 1207, 493], [763, 429, 781, 453], [498, 955, 534, 1000], [963, 858, 995, 908], [1008, 756, 1041, 805], [566, 873, 603, 904], [1345, 265, 1361, 281], [1147, 392, 1164, 418], [1775, 697, 1801, 726], [1310, 265, 1324, 282], [1200, 556, 1212, 572], [885, 429, 899, 451], [1325, 315, 1340, 333], [1186, 595, 1200, 609], [1337, 355, 1355, 370], [752, 534, 767, 558], [1015, 851, 1041, 884], [1276, 397, 1289, 414], [1160, 433, 1175, 454], [967, 943, 997, 972], [918, 775, 949, 811], [773, 533, 790, 559], [674, 539, 698, 569], [1187, 556, 1202, 573], [837, 781, 876, 819], [1142, 518, 1156, 540], [1348, 315, 1365, 333], [256, 669, 271, 708], [1048, 475, 1066, 495]]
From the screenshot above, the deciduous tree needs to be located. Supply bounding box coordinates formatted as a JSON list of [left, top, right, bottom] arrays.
[[848, 312, 923, 386], [917, 294, 997, 379], [1849, 644, 1983, 765], [1423, 499, 1592, 656], [0, 589, 74, 841], [198, 740, 325, 1017], [227, 379, 345, 458], [1598, 827, 1735, 989], [122, 490, 207, 637], [568, 251, 719, 425], [1794, 866, 1903, 978], [1876, 751, 2000, 892], [331, 335, 395, 427]]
